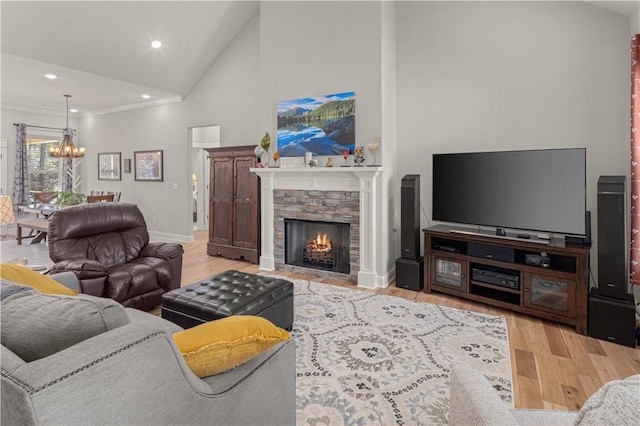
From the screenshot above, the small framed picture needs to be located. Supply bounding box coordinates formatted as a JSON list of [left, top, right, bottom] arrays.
[[98, 152, 121, 181], [123, 158, 132, 173], [134, 150, 163, 182]]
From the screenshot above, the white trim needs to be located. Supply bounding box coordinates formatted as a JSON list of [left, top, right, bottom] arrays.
[[2, 96, 184, 117], [148, 230, 193, 243], [192, 140, 220, 149], [89, 96, 183, 116]]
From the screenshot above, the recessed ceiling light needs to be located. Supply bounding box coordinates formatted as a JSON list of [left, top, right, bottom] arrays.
[[44, 74, 58, 80], [142, 94, 151, 99], [151, 40, 162, 49], [69, 109, 78, 113]]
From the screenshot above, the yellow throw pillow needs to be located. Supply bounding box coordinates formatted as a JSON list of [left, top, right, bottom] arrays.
[[173, 315, 290, 378], [0, 264, 77, 295]]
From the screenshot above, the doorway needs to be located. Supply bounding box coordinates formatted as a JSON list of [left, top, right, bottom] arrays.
[[189, 125, 220, 234]]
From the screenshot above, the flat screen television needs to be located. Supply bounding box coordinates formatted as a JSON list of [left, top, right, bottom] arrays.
[[432, 148, 586, 236]]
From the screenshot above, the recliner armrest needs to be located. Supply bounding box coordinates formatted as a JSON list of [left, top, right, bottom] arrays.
[[50, 271, 80, 292], [50, 259, 108, 280], [141, 242, 184, 261]]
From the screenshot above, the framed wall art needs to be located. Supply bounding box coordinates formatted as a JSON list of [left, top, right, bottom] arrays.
[[134, 150, 163, 182], [98, 152, 121, 181], [277, 91, 355, 157]]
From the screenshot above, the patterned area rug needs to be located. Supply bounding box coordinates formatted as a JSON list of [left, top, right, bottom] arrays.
[[292, 279, 513, 425]]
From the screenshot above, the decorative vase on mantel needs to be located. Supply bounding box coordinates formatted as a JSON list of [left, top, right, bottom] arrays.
[[353, 146, 365, 167], [260, 132, 271, 167], [368, 134, 380, 166]]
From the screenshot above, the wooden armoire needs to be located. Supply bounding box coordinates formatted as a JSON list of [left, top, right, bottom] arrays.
[[205, 145, 260, 263]]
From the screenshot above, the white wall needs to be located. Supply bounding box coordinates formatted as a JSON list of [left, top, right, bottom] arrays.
[[397, 1, 630, 273]]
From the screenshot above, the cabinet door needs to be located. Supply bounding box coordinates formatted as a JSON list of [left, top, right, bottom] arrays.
[[210, 157, 233, 246], [430, 256, 468, 292], [523, 272, 576, 318], [233, 156, 258, 249]]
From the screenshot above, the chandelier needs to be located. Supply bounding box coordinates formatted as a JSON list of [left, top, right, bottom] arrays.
[[49, 95, 85, 158]]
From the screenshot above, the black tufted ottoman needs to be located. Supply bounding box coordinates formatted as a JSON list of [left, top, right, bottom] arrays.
[[161, 270, 294, 330]]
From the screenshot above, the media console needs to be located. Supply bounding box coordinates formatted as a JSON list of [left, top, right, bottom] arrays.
[[424, 225, 591, 335]]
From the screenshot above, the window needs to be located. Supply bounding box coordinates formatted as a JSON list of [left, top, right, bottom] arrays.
[[27, 138, 62, 192]]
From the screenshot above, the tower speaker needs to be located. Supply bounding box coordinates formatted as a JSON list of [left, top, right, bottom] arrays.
[[588, 288, 636, 348], [396, 257, 424, 291], [597, 176, 628, 300], [401, 175, 420, 260]]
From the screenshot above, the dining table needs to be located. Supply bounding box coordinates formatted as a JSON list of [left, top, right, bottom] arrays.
[[16, 204, 64, 244]]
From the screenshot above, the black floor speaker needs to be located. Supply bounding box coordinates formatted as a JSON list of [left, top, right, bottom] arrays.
[[396, 257, 424, 292], [588, 288, 636, 348], [401, 175, 420, 260], [597, 176, 628, 300]]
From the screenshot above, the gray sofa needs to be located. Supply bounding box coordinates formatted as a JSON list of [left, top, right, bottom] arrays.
[[0, 275, 296, 425], [449, 366, 640, 425]]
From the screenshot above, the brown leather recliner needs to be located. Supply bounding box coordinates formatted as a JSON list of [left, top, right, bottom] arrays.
[[48, 202, 184, 311]]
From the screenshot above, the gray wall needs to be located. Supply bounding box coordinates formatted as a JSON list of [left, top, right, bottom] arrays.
[[74, 10, 261, 241], [258, 1, 382, 146], [396, 1, 630, 267], [1, 2, 633, 282], [258, 1, 393, 281]]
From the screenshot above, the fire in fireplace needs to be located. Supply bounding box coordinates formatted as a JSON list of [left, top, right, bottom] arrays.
[[305, 232, 334, 268], [285, 219, 350, 274]]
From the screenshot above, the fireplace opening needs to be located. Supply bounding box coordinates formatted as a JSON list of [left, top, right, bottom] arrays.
[[284, 219, 350, 274]]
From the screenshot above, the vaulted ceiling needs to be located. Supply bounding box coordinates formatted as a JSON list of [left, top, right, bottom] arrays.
[[1, 1, 258, 116], [1, 1, 636, 117]]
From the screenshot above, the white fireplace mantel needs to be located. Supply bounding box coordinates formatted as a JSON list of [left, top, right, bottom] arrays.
[[251, 167, 382, 288]]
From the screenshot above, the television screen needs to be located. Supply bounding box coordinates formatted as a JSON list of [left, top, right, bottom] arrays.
[[432, 148, 586, 236]]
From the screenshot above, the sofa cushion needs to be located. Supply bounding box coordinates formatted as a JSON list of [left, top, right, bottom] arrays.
[[172, 315, 290, 377], [574, 375, 640, 425], [0, 263, 77, 295], [0, 279, 38, 301], [1, 287, 130, 362]]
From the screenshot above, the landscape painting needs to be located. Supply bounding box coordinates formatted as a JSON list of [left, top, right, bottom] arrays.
[[277, 91, 355, 157]]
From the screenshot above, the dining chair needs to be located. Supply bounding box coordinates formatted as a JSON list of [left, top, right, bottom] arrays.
[[86, 194, 115, 203]]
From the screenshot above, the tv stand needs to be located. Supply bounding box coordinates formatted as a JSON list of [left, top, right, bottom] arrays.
[[424, 225, 591, 335]]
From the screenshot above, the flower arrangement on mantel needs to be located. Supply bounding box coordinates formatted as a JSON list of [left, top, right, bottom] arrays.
[[254, 132, 272, 167]]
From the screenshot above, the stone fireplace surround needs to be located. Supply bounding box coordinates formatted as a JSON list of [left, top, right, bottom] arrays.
[[251, 167, 382, 288], [275, 189, 359, 282]]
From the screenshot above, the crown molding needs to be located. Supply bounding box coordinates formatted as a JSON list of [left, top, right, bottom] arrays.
[[2, 95, 183, 117], [88, 96, 183, 116], [0, 104, 67, 117]]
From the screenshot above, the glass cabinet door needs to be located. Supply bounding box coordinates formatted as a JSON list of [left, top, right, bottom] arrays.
[[431, 256, 467, 292], [523, 272, 576, 317]]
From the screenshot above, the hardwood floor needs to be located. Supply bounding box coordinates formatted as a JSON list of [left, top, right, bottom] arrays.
[[2, 229, 638, 411], [183, 232, 640, 412]]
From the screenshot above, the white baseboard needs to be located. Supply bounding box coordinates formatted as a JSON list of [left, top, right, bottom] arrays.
[[148, 231, 193, 243]]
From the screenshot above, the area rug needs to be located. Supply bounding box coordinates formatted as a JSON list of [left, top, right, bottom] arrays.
[[291, 279, 513, 425]]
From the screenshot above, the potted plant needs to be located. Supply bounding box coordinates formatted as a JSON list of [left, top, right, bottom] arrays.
[[56, 190, 85, 206]]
